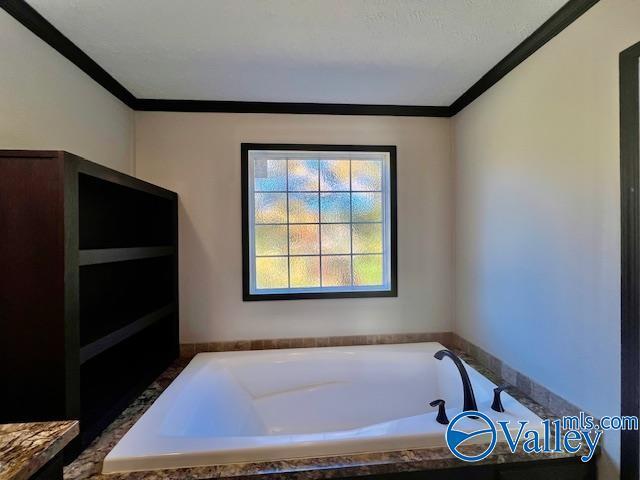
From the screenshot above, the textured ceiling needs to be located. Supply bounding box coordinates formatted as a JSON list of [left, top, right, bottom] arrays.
[[26, 0, 568, 105]]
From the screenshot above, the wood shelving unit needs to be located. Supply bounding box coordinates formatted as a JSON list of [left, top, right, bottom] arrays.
[[79, 246, 175, 266], [79, 303, 176, 363], [0, 150, 179, 460]]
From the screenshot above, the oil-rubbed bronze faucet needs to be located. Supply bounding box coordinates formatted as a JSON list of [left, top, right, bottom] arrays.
[[434, 349, 478, 413], [429, 399, 450, 425]]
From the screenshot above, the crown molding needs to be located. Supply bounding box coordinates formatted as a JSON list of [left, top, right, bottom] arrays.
[[1, 0, 600, 116], [135, 99, 451, 116], [1, 0, 136, 108], [450, 0, 599, 115]]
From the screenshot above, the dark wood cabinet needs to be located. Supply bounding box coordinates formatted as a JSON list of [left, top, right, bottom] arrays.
[[0, 150, 179, 458]]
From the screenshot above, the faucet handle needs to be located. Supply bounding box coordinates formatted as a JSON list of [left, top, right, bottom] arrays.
[[491, 385, 508, 412], [429, 399, 449, 425]]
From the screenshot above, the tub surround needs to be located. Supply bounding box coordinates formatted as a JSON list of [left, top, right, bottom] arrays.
[[450, 334, 584, 419], [64, 348, 593, 480], [73, 445, 591, 480], [0, 421, 78, 480], [179, 332, 454, 358]]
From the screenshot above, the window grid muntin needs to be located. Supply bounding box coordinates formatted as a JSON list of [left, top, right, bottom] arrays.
[[349, 159, 353, 286], [317, 158, 322, 287], [249, 151, 390, 294], [285, 158, 290, 288]]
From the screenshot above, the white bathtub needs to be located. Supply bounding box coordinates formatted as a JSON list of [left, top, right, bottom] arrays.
[[103, 342, 543, 473]]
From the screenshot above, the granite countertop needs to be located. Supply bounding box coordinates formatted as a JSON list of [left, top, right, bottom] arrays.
[[65, 350, 590, 480], [0, 421, 79, 480]]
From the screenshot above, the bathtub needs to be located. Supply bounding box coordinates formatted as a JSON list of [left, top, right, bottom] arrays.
[[103, 342, 543, 473]]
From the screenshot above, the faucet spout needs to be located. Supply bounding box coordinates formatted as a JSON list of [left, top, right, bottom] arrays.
[[434, 349, 478, 413]]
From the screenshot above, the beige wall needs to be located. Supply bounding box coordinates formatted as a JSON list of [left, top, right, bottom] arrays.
[[453, 0, 640, 476], [135, 112, 453, 342], [0, 10, 134, 173]]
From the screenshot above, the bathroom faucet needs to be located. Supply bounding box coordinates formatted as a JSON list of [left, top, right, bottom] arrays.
[[433, 349, 478, 413]]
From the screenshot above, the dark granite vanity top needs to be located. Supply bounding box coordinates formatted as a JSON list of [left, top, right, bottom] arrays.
[[0, 421, 79, 480], [65, 350, 591, 480]]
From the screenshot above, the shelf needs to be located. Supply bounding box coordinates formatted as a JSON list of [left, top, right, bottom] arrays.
[[80, 359, 168, 446], [80, 315, 176, 447], [79, 246, 175, 266], [78, 173, 175, 249], [79, 255, 175, 345], [80, 303, 176, 364], [77, 158, 176, 200]]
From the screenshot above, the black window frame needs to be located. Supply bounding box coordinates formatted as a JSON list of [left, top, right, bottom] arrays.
[[242, 143, 397, 301]]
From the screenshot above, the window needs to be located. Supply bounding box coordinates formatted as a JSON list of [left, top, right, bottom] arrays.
[[242, 144, 396, 300]]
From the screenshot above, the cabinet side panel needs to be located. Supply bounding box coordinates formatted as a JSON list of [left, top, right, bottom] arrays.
[[0, 155, 66, 421]]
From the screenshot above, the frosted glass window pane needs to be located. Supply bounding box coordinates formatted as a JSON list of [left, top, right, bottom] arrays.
[[255, 193, 287, 224], [255, 225, 288, 256], [254, 159, 286, 191], [290, 256, 320, 287], [352, 223, 382, 253], [256, 257, 288, 288], [248, 149, 392, 296], [320, 193, 350, 223], [351, 160, 382, 191], [353, 255, 383, 286], [320, 160, 350, 191], [289, 193, 319, 223], [288, 159, 319, 191], [289, 224, 319, 255], [352, 192, 382, 222], [321, 224, 351, 254], [321, 255, 352, 287]]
